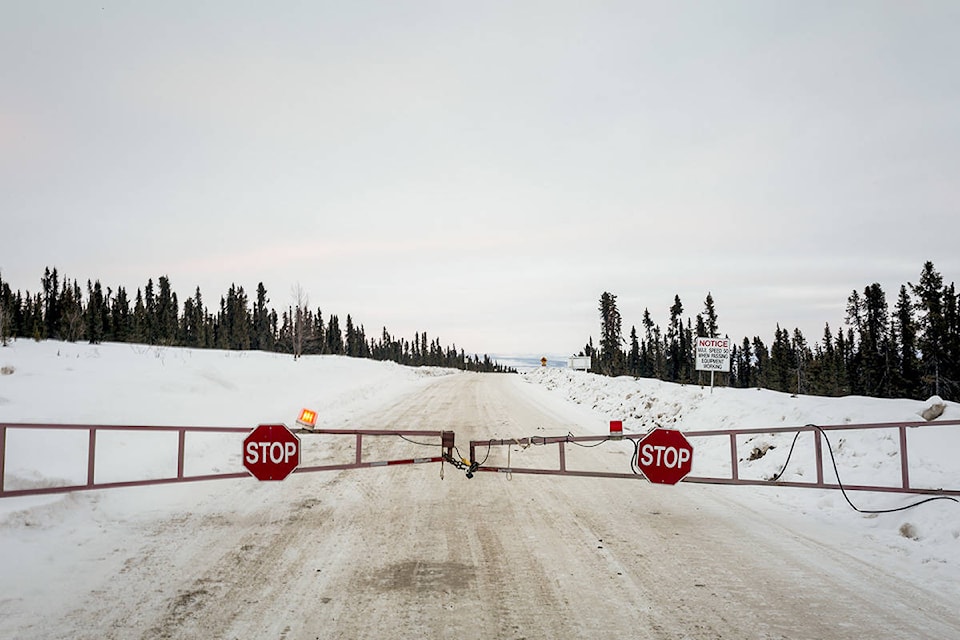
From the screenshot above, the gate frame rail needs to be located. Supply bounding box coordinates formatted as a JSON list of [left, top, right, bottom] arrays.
[[682, 419, 960, 496], [0, 423, 452, 499], [468, 419, 960, 497]]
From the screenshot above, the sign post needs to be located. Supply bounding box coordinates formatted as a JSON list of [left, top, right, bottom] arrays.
[[243, 424, 301, 481], [695, 337, 732, 393]]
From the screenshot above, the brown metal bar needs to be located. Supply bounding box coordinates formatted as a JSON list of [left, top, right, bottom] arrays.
[[297, 428, 446, 437], [683, 476, 960, 497], [688, 419, 960, 437], [468, 420, 960, 454], [469, 466, 960, 497], [475, 466, 643, 480], [899, 425, 910, 491], [87, 429, 97, 487], [355, 433, 363, 465], [177, 429, 187, 479], [558, 441, 566, 472], [0, 425, 6, 493], [0, 472, 252, 498], [0, 423, 253, 433], [814, 429, 824, 486], [297, 456, 444, 474], [729, 433, 738, 481]]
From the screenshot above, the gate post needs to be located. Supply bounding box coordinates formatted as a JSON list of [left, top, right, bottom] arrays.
[[87, 429, 97, 488], [729, 433, 738, 481], [899, 425, 911, 491], [0, 426, 6, 492], [814, 429, 824, 486]]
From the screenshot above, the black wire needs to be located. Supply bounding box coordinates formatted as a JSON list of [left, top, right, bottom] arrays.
[[630, 438, 642, 475], [771, 423, 958, 513], [397, 434, 442, 447], [478, 440, 493, 466], [564, 432, 610, 448]]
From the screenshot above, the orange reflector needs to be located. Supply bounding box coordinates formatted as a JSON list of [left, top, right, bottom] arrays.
[[297, 408, 318, 428]]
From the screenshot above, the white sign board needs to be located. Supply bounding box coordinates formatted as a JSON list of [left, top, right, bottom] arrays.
[[695, 337, 731, 372], [568, 356, 591, 371]]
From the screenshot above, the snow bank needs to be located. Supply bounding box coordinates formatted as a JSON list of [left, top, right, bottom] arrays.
[[0, 340, 451, 426]]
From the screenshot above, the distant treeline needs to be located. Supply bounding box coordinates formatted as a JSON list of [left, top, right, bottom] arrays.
[[0, 269, 514, 373], [586, 261, 958, 402]]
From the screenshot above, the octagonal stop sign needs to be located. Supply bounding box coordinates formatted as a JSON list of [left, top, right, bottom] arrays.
[[636, 428, 693, 485], [243, 424, 300, 481]]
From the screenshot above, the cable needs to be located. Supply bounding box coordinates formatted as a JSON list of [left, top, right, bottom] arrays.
[[630, 438, 642, 476], [564, 432, 610, 448], [771, 424, 958, 513], [477, 440, 493, 467], [397, 434, 442, 447]]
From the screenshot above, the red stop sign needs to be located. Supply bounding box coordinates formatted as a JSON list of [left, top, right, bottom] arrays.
[[636, 428, 693, 485], [243, 424, 300, 481]]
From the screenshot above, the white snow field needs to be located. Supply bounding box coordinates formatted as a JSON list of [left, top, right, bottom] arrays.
[[1, 340, 958, 639]]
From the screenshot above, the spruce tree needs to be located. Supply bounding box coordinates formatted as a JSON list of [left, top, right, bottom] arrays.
[[627, 325, 640, 376], [752, 336, 769, 389], [345, 314, 356, 356], [702, 292, 719, 337], [0, 273, 11, 346], [861, 283, 891, 396], [60, 279, 85, 342], [941, 283, 959, 399], [666, 295, 684, 381], [598, 292, 625, 376], [819, 324, 839, 396], [326, 314, 343, 354], [42, 267, 60, 339], [142, 279, 158, 344], [155, 276, 178, 345], [910, 261, 946, 397], [640, 308, 657, 376], [253, 283, 273, 351], [86, 280, 105, 344], [110, 287, 129, 342]]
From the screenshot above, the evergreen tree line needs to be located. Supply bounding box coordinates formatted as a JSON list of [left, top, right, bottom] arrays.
[[0, 268, 513, 373], [584, 261, 959, 402]]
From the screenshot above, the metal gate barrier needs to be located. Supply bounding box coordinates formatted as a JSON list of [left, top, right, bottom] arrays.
[[0, 423, 452, 499], [3, 420, 959, 499], [468, 419, 960, 497]]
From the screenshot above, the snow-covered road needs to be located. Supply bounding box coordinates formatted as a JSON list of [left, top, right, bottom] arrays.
[[5, 371, 956, 639]]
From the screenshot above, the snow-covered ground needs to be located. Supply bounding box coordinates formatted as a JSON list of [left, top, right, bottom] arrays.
[[1, 340, 959, 638], [523, 366, 960, 581]]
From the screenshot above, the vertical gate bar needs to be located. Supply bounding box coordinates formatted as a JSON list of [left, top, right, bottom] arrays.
[[899, 425, 910, 491], [87, 429, 97, 488], [729, 433, 738, 481], [177, 429, 187, 479], [0, 426, 6, 492], [355, 433, 363, 465], [558, 441, 566, 472], [814, 429, 824, 487]]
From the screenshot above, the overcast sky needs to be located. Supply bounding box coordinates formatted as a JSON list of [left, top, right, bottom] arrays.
[[2, 1, 958, 357]]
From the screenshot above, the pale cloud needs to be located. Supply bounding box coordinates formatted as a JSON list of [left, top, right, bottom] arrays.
[[1, 1, 958, 356]]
